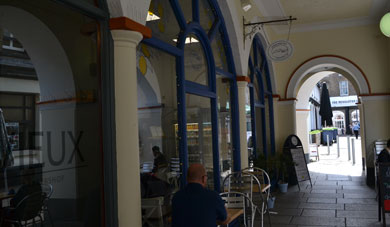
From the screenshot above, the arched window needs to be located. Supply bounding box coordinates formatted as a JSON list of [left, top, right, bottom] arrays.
[[351, 110, 360, 122], [140, 0, 239, 190], [332, 111, 345, 134], [247, 35, 275, 158]]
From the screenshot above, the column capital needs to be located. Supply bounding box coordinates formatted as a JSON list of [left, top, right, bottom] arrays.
[[236, 76, 251, 83], [110, 17, 152, 38], [111, 30, 143, 47]]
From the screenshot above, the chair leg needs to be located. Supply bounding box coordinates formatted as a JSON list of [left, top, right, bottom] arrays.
[[266, 206, 272, 227]]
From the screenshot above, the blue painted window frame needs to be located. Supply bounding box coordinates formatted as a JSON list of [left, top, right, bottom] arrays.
[[248, 35, 275, 158], [142, 0, 240, 191]]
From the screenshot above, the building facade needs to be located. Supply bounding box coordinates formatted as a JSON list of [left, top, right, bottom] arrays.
[[0, 0, 389, 226]]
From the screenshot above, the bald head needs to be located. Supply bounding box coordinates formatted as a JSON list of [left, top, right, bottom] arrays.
[[187, 163, 207, 186]]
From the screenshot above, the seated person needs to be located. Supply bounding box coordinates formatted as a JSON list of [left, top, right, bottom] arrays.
[[172, 163, 229, 227], [378, 139, 390, 163], [152, 146, 167, 173]]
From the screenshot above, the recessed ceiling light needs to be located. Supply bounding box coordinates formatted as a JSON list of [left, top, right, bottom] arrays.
[[146, 11, 160, 21], [173, 37, 199, 44]]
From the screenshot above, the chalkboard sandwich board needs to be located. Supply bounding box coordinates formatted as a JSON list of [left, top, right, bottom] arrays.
[[283, 135, 312, 190]]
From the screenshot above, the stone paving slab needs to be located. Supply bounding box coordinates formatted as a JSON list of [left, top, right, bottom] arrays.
[[291, 216, 345, 226], [298, 202, 344, 210], [269, 215, 293, 224], [311, 185, 343, 190], [311, 189, 337, 194], [344, 204, 377, 211], [343, 193, 376, 199], [275, 202, 300, 209], [303, 193, 344, 198], [337, 181, 365, 186], [278, 197, 309, 203], [337, 210, 377, 218], [264, 224, 297, 227], [343, 185, 372, 190], [302, 209, 336, 217], [307, 198, 337, 204], [314, 181, 338, 186], [345, 218, 382, 226], [337, 189, 376, 194], [337, 198, 377, 204], [328, 177, 350, 181], [271, 208, 303, 216], [276, 192, 306, 198]]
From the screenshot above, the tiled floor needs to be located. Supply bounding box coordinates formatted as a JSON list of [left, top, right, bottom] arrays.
[[261, 137, 385, 227]]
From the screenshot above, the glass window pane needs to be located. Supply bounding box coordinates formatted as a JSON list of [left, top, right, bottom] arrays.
[[147, 0, 181, 46], [0, 94, 24, 107], [253, 73, 260, 101], [136, 44, 178, 176], [199, 0, 215, 33], [177, 0, 192, 24], [216, 76, 232, 178], [184, 34, 208, 86], [185, 94, 214, 189], [245, 86, 253, 157], [211, 31, 228, 71], [265, 96, 271, 153], [2, 108, 23, 121], [255, 107, 264, 155], [1, 0, 104, 225], [261, 64, 270, 92]]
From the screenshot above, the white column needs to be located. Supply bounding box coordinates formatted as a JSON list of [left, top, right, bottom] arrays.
[[296, 110, 310, 155], [237, 80, 249, 169], [111, 30, 143, 227]]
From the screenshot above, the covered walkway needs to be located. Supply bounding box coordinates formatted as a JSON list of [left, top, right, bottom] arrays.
[[266, 137, 381, 226]]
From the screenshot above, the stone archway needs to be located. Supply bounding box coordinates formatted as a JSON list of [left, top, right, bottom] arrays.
[[0, 6, 75, 101], [286, 55, 369, 160], [286, 55, 370, 100]]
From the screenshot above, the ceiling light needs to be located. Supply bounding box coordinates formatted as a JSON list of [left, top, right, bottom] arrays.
[[241, 0, 252, 12], [173, 37, 199, 44], [146, 11, 160, 21], [380, 12, 390, 37]]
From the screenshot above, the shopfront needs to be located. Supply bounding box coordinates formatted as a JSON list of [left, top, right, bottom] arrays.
[[0, 0, 116, 226], [138, 0, 241, 191]]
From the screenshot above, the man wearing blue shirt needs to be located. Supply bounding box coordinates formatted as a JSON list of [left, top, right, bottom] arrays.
[[172, 163, 228, 227], [352, 122, 360, 139]]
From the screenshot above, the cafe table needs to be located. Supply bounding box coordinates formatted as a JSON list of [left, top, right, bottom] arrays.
[[217, 208, 244, 226]]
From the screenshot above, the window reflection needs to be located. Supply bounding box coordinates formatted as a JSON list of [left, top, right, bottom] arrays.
[[184, 34, 208, 86], [0, 1, 103, 225], [185, 94, 213, 189]]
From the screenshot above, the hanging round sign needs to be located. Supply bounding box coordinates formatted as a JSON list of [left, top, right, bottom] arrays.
[[267, 40, 294, 62]]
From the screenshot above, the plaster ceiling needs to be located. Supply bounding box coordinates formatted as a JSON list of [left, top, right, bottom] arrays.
[[253, 0, 390, 33]]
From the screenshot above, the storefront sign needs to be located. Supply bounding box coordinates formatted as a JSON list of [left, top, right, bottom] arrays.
[[330, 96, 358, 107], [267, 40, 294, 62]]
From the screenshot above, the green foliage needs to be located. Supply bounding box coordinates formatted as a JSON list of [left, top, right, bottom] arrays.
[[253, 151, 294, 183], [309, 130, 322, 134]]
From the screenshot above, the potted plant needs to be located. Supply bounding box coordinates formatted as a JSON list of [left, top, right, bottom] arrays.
[[275, 152, 294, 193]]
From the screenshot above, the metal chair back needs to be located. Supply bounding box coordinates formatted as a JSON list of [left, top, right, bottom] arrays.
[[220, 191, 257, 227]]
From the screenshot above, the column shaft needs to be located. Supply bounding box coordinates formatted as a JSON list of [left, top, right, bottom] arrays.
[[111, 30, 143, 227], [237, 81, 249, 168]]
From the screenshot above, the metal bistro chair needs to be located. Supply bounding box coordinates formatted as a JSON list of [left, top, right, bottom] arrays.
[[141, 196, 164, 227], [222, 172, 260, 227], [2, 191, 46, 227], [219, 191, 257, 227], [242, 167, 273, 225], [41, 184, 54, 226]]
